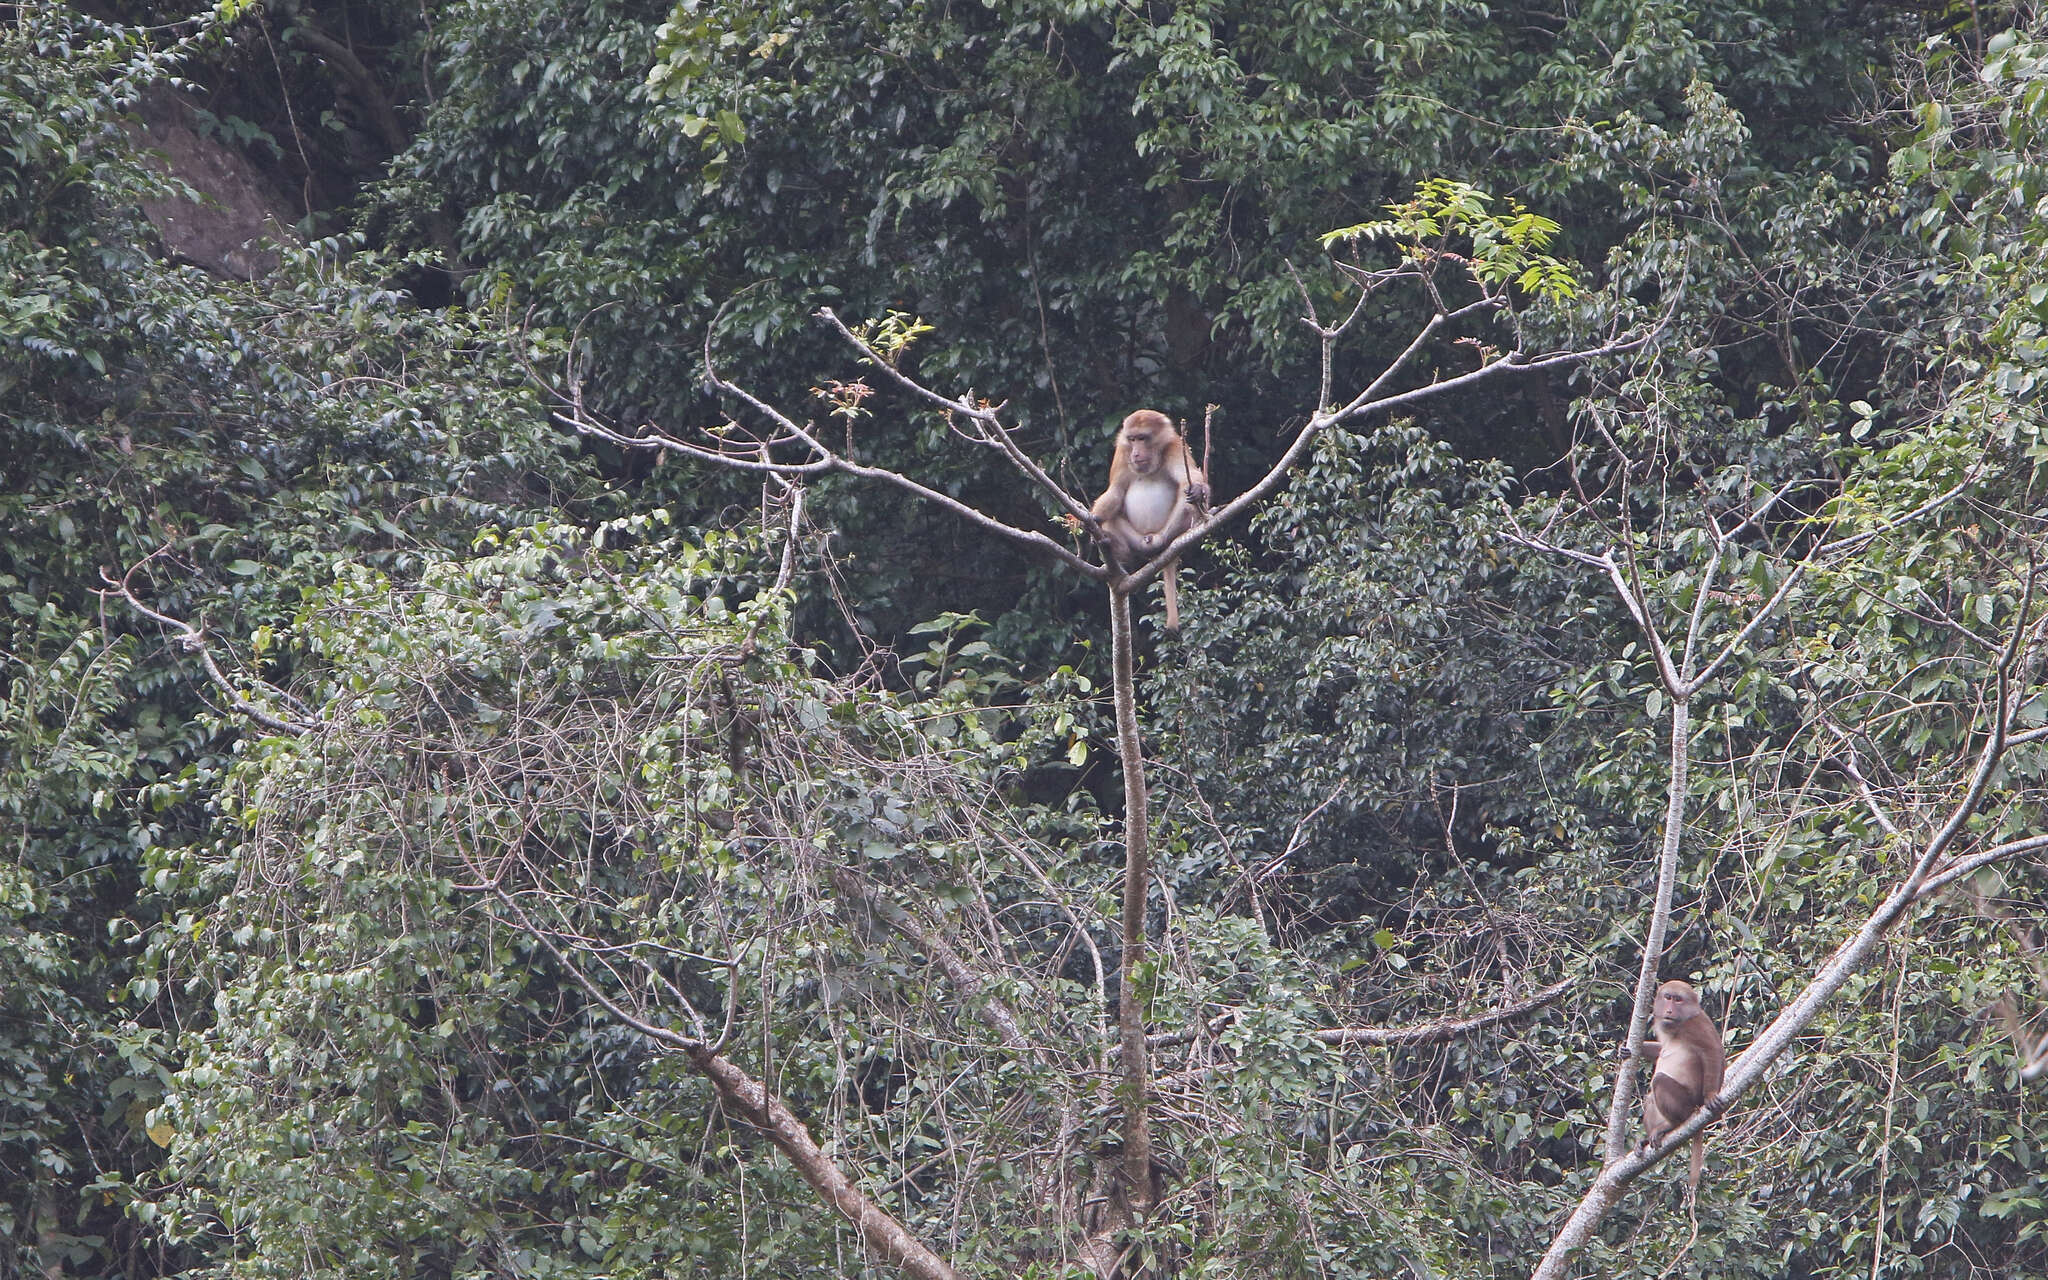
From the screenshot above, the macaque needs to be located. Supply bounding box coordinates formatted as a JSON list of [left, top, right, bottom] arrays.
[[1635, 979, 1726, 1192], [1090, 410, 1209, 629]]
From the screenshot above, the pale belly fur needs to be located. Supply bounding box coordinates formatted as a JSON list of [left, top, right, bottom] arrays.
[[1123, 476, 1179, 538]]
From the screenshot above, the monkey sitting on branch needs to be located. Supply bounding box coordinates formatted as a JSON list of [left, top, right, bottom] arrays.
[[1090, 409, 1209, 630], [1634, 979, 1727, 1194]]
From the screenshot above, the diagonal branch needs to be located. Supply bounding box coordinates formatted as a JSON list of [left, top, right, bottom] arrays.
[[484, 885, 968, 1280], [115, 573, 976, 1280], [550, 401, 1108, 581], [99, 562, 314, 735], [1311, 976, 1578, 1047], [814, 307, 1099, 529], [1138, 976, 1577, 1053]]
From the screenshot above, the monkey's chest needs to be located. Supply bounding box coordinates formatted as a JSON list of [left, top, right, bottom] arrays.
[[1122, 478, 1180, 536]]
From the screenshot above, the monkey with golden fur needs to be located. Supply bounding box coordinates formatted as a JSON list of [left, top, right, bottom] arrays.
[[1091, 410, 1208, 629]]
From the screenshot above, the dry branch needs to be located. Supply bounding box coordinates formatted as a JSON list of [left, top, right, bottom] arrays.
[[496, 892, 968, 1280], [1312, 977, 1578, 1048], [1139, 976, 1577, 1053]]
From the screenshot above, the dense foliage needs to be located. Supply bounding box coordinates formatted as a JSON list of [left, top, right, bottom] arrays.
[[2, 12, 588, 1273], [4, 0, 2048, 1277]]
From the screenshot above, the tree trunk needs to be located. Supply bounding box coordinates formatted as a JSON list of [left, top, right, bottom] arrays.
[[1109, 586, 1156, 1217]]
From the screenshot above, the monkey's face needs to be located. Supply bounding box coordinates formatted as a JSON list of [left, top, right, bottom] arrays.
[[1654, 982, 1701, 1030], [1124, 429, 1163, 474]]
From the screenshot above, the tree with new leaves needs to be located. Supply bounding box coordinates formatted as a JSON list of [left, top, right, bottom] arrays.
[[532, 182, 1640, 1271], [132, 108, 2048, 1271]]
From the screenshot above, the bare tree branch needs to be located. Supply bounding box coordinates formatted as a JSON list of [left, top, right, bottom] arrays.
[[1119, 324, 1655, 594], [1310, 977, 1578, 1048], [99, 561, 314, 735], [814, 307, 1101, 530], [473, 880, 969, 1280]]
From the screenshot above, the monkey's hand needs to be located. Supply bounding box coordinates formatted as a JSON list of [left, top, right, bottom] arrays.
[[1088, 525, 1133, 571], [1186, 480, 1212, 511]]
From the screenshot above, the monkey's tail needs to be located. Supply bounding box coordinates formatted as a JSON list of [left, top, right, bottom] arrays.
[[1687, 1133, 1705, 1193], [1653, 1187, 1703, 1280], [1162, 561, 1180, 631]]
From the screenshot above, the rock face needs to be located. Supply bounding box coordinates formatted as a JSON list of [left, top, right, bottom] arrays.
[[130, 90, 301, 280]]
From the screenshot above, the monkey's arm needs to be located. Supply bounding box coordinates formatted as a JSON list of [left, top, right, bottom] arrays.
[[1089, 484, 1139, 566], [1153, 467, 1206, 546], [1091, 483, 1125, 523]]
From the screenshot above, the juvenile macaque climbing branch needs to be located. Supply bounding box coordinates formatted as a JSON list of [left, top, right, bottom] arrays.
[[1530, 648, 2046, 1278]]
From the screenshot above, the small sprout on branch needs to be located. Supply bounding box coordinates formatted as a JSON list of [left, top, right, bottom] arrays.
[[812, 378, 875, 421], [849, 310, 936, 367], [1452, 335, 1501, 365]]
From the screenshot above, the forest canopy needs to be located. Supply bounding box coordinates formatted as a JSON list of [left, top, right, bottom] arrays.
[[3, 1, 2047, 1278]]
